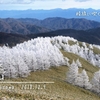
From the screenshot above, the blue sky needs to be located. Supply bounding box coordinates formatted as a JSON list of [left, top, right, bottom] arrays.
[[0, 0, 99, 10]]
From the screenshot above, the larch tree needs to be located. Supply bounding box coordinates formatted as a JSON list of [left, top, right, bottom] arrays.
[[66, 60, 79, 85], [76, 59, 82, 67], [91, 70, 100, 94], [0, 63, 5, 80], [75, 69, 92, 89]]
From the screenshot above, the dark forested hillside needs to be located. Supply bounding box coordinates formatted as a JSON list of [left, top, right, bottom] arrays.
[[0, 32, 30, 47], [28, 28, 100, 45]]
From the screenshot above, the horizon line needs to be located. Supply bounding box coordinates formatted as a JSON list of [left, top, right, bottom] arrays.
[[0, 8, 100, 11]]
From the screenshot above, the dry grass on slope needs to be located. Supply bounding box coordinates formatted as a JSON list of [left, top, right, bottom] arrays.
[[0, 50, 100, 100]]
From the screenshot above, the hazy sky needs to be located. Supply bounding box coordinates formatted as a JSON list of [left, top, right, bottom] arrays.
[[0, 0, 99, 10]]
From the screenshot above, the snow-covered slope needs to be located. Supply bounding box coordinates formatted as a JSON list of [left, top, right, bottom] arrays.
[[0, 36, 100, 78]]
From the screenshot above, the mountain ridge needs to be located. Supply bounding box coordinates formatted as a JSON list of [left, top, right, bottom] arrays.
[[0, 18, 100, 34], [0, 18, 50, 35], [1, 27, 100, 47], [19, 17, 100, 30], [28, 27, 100, 45]]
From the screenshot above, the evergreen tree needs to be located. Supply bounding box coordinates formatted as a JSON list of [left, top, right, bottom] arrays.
[[67, 60, 79, 84], [75, 69, 91, 89], [91, 70, 100, 94], [0, 63, 5, 80], [76, 59, 82, 67]]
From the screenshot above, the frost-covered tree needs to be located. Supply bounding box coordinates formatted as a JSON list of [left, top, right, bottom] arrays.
[[67, 60, 79, 84], [51, 36, 100, 68], [76, 59, 82, 67], [64, 57, 69, 66], [1, 53, 17, 78], [0, 36, 100, 79], [89, 44, 93, 49], [82, 42, 87, 48], [91, 70, 100, 94], [66, 59, 91, 90], [14, 55, 30, 77], [75, 69, 91, 89], [0, 37, 67, 78], [0, 62, 5, 80]]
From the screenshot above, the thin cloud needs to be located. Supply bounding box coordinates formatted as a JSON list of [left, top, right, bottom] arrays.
[[0, 0, 59, 4], [75, 0, 91, 2], [0, 0, 58, 4], [0, 0, 32, 4]]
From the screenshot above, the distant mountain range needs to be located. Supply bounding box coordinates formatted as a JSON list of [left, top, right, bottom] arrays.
[[0, 8, 100, 22], [19, 17, 100, 30], [0, 18, 50, 34], [0, 18, 100, 34], [0, 17, 100, 46]]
